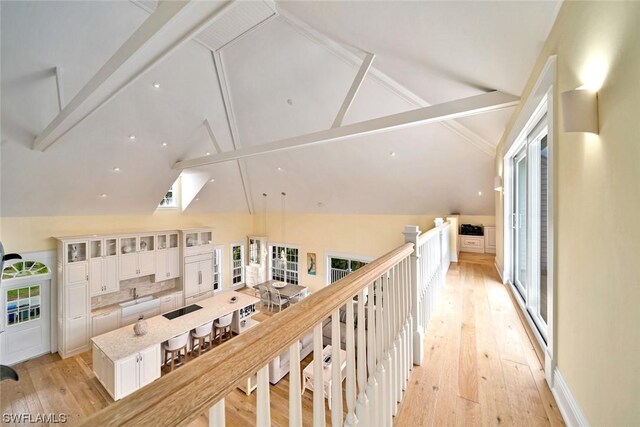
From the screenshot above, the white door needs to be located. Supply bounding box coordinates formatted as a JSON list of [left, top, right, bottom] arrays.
[[0, 280, 51, 365], [116, 353, 139, 400], [89, 258, 103, 296], [66, 263, 88, 285], [138, 345, 160, 388], [156, 249, 167, 280], [513, 147, 528, 298], [138, 252, 155, 276], [167, 248, 180, 280], [119, 254, 138, 280]]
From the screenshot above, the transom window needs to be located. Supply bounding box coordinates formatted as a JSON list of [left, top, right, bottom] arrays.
[[270, 245, 299, 285]]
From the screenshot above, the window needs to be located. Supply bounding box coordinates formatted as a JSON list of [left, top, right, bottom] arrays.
[[327, 254, 370, 284], [213, 246, 222, 291], [231, 244, 244, 286], [270, 245, 299, 285], [158, 184, 177, 208], [6, 285, 41, 325]]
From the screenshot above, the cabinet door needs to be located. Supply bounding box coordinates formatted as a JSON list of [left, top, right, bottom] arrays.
[[66, 315, 89, 354], [89, 258, 103, 296], [92, 311, 119, 337], [167, 248, 180, 280], [138, 345, 161, 388], [102, 352, 115, 398], [485, 227, 496, 248], [119, 254, 138, 280], [138, 251, 155, 276], [199, 259, 213, 292], [116, 353, 139, 400], [155, 249, 167, 280], [66, 263, 88, 285], [66, 282, 88, 319], [103, 256, 119, 293], [184, 261, 200, 297], [160, 294, 176, 314]]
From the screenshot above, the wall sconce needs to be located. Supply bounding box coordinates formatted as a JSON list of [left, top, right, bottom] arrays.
[[494, 176, 503, 192], [560, 89, 599, 134]]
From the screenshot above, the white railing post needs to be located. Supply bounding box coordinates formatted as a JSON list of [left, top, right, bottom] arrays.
[[403, 225, 423, 366], [209, 398, 225, 427], [256, 365, 271, 427]]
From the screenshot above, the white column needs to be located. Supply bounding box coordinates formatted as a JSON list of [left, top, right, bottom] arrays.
[[331, 309, 343, 426], [209, 398, 225, 427], [403, 225, 424, 366], [257, 365, 271, 427], [289, 342, 302, 427], [313, 324, 326, 427]]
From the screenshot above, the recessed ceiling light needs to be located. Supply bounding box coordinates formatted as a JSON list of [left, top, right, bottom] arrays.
[[390, 151, 396, 157], [152, 82, 161, 89], [195, 198, 199, 201], [286, 99, 293, 105], [317, 202, 324, 207], [161, 142, 167, 147], [129, 135, 136, 141], [209, 178, 215, 183], [206, 152, 211, 156], [100, 193, 107, 198], [113, 167, 120, 172], [478, 191, 482, 196], [277, 167, 283, 171]]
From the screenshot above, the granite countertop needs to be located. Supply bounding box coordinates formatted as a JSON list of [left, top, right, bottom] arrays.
[[92, 290, 259, 361], [91, 288, 183, 316]]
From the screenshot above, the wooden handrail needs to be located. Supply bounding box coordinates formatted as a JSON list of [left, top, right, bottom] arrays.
[[80, 242, 414, 427]]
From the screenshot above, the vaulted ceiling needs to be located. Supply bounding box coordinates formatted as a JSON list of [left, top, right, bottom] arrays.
[[0, 0, 561, 217]]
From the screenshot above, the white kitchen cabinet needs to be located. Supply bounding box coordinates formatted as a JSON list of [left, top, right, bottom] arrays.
[[114, 344, 161, 400], [89, 237, 119, 296], [92, 309, 120, 337], [93, 344, 115, 399], [484, 226, 497, 254], [184, 254, 213, 298], [160, 292, 182, 314], [61, 280, 90, 357], [180, 228, 214, 257], [156, 232, 180, 281], [119, 235, 155, 280], [120, 306, 160, 328]]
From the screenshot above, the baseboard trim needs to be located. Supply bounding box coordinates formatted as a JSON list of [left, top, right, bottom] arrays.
[[494, 257, 504, 283], [551, 368, 590, 427]]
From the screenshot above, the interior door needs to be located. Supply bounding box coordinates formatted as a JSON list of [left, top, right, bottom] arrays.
[[513, 147, 528, 299]]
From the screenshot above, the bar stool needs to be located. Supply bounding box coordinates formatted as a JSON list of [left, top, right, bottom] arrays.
[[213, 313, 233, 344], [163, 331, 189, 371], [190, 320, 214, 356]]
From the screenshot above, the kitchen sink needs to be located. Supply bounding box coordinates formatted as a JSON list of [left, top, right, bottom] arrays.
[[119, 295, 160, 317]]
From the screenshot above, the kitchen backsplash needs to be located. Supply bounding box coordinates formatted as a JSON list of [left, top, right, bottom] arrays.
[[91, 276, 178, 309]]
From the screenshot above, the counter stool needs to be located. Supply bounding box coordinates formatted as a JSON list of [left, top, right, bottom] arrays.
[[213, 313, 233, 344], [163, 331, 189, 371], [191, 320, 214, 356]]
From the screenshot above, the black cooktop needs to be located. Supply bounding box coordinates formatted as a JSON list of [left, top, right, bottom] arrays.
[[163, 304, 203, 320]]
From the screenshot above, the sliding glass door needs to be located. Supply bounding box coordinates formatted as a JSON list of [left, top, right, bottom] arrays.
[[509, 115, 549, 342]]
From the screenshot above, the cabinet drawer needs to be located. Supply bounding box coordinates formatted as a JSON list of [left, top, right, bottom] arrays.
[[461, 237, 483, 247]]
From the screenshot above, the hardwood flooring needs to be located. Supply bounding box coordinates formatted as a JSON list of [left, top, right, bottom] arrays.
[[1, 254, 564, 426]]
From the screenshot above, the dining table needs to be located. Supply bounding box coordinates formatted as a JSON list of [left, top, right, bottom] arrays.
[[259, 280, 308, 299]]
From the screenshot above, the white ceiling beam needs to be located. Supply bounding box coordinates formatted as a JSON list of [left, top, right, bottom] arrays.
[[33, 0, 232, 152], [331, 52, 375, 128], [203, 119, 223, 154], [174, 91, 519, 170]]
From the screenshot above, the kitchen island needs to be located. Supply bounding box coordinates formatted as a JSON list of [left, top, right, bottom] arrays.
[[92, 290, 259, 400]]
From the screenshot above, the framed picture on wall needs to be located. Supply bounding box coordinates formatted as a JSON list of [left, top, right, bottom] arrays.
[[307, 253, 316, 275]]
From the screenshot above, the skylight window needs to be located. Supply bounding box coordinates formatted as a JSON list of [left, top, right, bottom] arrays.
[[158, 184, 177, 208]]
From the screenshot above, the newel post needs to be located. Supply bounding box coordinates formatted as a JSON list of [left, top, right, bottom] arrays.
[[403, 225, 423, 365]]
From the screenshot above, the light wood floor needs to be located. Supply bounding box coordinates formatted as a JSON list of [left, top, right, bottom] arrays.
[[1, 253, 564, 426]]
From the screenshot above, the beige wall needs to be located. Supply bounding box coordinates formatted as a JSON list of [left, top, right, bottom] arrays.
[[494, 2, 640, 424]]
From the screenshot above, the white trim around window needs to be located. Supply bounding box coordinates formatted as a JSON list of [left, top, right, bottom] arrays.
[[268, 243, 300, 285], [230, 242, 245, 288], [324, 251, 375, 285]]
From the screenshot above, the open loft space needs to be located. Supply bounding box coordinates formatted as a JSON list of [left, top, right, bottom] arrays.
[[1, 1, 638, 426]]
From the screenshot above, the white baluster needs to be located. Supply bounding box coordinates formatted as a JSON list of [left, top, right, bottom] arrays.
[[389, 266, 400, 415], [209, 398, 225, 427], [382, 271, 394, 424], [331, 309, 343, 426], [376, 277, 387, 426], [257, 365, 271, 427], [366, 282, 378, 426], [393, 263, 403, 407], [403, 225, 423, 366], [313, 324, 326, 427], [355, 289, 369, 425], [345, 297, 358, 426], [289, 341, 302, 427]]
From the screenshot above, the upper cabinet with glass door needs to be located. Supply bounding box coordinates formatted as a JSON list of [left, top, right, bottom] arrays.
[[180, 228, 214, 256]]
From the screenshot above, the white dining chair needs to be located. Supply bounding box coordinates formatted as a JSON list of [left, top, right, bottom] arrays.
[[270, 289, 289, 312]]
